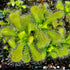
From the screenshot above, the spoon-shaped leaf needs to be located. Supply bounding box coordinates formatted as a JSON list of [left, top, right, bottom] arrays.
[[8, 38, 16, 48], [41, 49, 46, 60], [22, 46, 30, 63], [29, 44, 41, 61], [18, 31, 26, 39], [11, 43, 24, 62], [9, 11, 22, 30], [43, 11, 64, 25], [47, 30, 63, 44], [37, 31, 51, 49], [31, 6, 40, 23], [1, 28, 16, 36]]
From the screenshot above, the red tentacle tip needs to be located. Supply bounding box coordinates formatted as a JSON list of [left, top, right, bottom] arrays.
[[41, 0, 44, 5]]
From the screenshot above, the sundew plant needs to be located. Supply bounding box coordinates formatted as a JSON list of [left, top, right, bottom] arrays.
[[0, 0, 70, 63]]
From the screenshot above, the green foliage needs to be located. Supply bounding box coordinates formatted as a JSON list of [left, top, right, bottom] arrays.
[[43, 11, 64, 26], [9, 11, 22, 30], [8, 38, 16, 48], [41, 49, 46, 60], [56, 0, 64, 10], [0, 10, 3, 13], [54, 45, 68, 57], [3, 9, 10, 16], [22, 46, 30, 63], [49, 52, 57, 59], [4, 46, 8, 50], [8, 0, 26, 10], [56, 0, 70, 22], [65, 1, 70, 22], [65, 34, 70, 45], [0, 21, 9, 25], [65, 1, 70, 13], [2, 0, 27, 19], [1, 28, 16, 36], [48, 44, 69, 58], [11, 43, 25, 62], [0, 4, 70, 63], [29, 44, 41, 61], [47, 30, 64, 44], [36, 31, 51, 49], [31, 5, 46, 23]]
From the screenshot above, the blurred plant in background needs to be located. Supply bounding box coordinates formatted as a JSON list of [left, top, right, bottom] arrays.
[[0, 0, 27, 22], [56, 0, 70, 30], [7, 0, 27, 13]]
